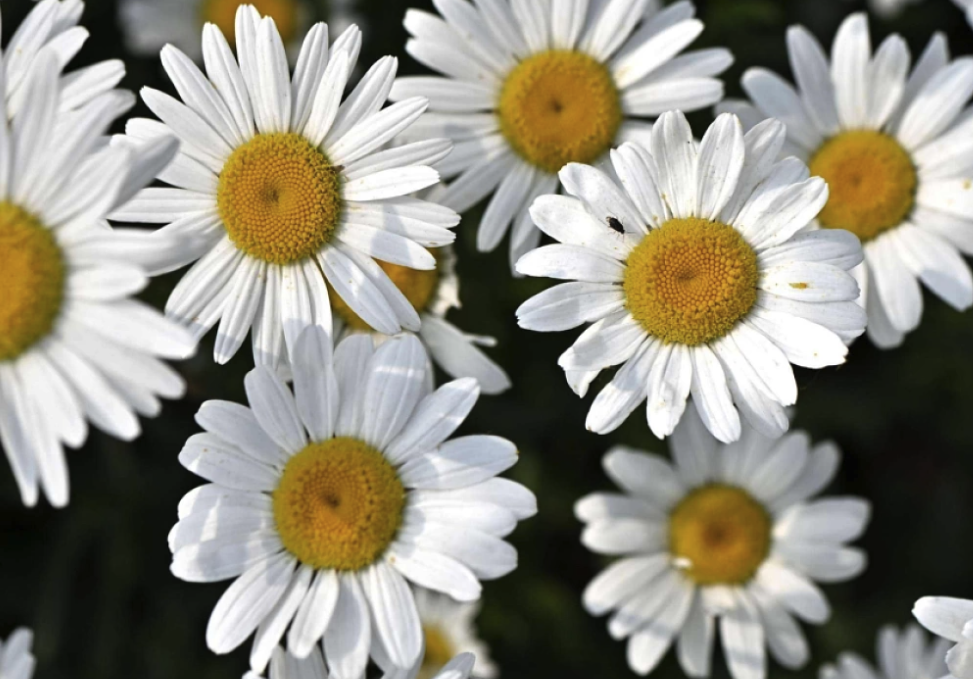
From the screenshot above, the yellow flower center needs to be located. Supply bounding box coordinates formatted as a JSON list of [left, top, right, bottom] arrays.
[[0, 203, 65, 362], [669, 484, 772, 585], [201, 0, 300, 44], [272, 437, 405, 571], [498, 50, 622, 174], [419, 625, 456, 679], [623, 218, 758, 346], [809, 130, 917, 242], [218, 132, 342, 265], [331, 257, 440, 332]]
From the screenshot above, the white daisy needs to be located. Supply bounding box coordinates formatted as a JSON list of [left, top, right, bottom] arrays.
[[392, 0, 731, 269], [2, 0, 127, 117], [412, 588, 497, 679], [119, 0, 317, 61], [112, 5, 459, 372], [820, 624, 949, 679], [577, 406, 871, 679], [243, 648, 477, 679], [0, 628, 34, 679], [332, 246, 510, 395], [515, 110, 864, 443], [721, 13, 973, 348], [170, 326, 535, 676], [0, 47, 195, 508], [914, 597, 973, 679]]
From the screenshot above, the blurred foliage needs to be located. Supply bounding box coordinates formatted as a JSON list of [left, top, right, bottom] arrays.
[[1, 0, 973, 677]]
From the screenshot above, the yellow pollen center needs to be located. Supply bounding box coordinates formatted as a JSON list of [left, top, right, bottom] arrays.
[[669, 484, 772, 585], [498, 50, 622, 174], [809, 130, 917, 241], [201, 0, 299, 44], [218, 132, 342, 265], [419, 626, 455, 679], [623, 218, 758, 346], [331, 256, 440, 332], [0, 203, 65, 362], [272, 437, 405, 571]]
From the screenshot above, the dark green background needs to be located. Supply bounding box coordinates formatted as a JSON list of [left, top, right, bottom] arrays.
[[1, 0, 972, 676]]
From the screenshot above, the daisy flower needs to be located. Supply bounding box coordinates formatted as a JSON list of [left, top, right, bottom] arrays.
[[3, 0, 127, 116], [170, 326, 535, 676], [721, 13, 973, 348], [392, 0, 731, 268], [243, 648, 477, 679], [332, 246, 510, 395], [0, 47, 195, 508], [577, 406, 870, 679], [914, 597, 973, 679], [820, 624, 949, 679], [413, 588, 497, 679], [0, 628, 34, 679], [119, 0, 322, 61], [516, 110, 864, 443], [112, 5, 459, 372]]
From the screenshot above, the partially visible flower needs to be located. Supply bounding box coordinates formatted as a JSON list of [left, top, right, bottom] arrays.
[[914, 597, 973, 679], [394, 0, 730, 269], [722, 13, 973, 348], [820, 624, 949, 679], [0, 628, 34, 679], [332, 246, 510, 395], [517, 110, 863, 443], [114, 6, 458, 373], [578, 405, 870, 679], [956, 0, 973, 26], [120, 0, 311, 60], [413, 588, 497, 679], [0, 46, 194, 508], [171, 327, 535, 676], [1, 0, 126, 117]]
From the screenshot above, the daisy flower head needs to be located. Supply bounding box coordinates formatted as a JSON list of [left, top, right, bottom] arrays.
[[516, 110, 864, 444], [914, 597, 973, 679], [2, 0, 127, 117], [413, 588, 497, 679], [392, 0, 731, 268], [113, 5, 460, 372], [577, 406, 870, 679], [171, 326, 536, 676], [0, 45, 195, 508], [0, 628, 34, 679], [243, 649, 477, 679], [120, 0, 314, 61], [332, 246, 511, 395], [722, 13, 973, 349], [820, 624, 949, 679]]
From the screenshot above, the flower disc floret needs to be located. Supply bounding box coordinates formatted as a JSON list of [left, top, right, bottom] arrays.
[[218, 132, 342, 265], [809, 130, 917, 241], [273, 436, 405, 571], [623, 218, 758, 346], [669, 484, 772, 585], [0, 202, 65, 362], [498, 50, 622, 174]]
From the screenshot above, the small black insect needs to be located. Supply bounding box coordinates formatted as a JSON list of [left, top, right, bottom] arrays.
[[606, 216, 625, 234]]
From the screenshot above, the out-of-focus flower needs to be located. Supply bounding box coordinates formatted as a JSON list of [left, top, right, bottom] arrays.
[[0, 628, 35, 679], [170, 327, 535, 676], [393, 0, 731, 270], [820, 624, 949, 679], [516, 110, 863, 443], [577, 406, 870, 679], [412, 588, 497, 679], [722, 13, 973, 348], [113, 5, 459, 373]]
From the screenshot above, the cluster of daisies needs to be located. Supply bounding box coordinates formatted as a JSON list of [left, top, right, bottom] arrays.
[[2, 0, 973, 679]]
